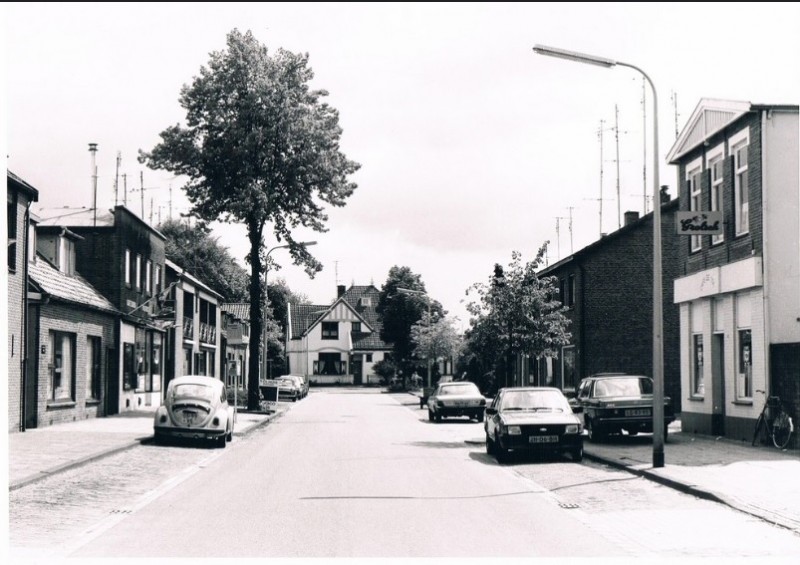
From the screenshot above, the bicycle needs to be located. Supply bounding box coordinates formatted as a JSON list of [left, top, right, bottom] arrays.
[[751, 390, 794, 449]]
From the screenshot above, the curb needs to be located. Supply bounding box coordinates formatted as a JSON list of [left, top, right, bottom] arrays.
[[9, 411, 283, 492]]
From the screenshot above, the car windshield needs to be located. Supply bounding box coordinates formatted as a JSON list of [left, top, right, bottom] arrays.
[[500, 390, 569, 412], [173, 383, 215, 401], [438, 383, 480, 396], [594, 377, 652, 398]]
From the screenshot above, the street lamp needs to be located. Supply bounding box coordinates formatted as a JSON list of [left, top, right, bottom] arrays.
[[396, 287, 433, 390], [262, 241, 317, 382], [533, 44, 665, 468]]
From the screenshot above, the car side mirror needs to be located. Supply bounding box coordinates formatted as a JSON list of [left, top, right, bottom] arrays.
[[571, 405, 583, 414], [485, 407, 497, 415]]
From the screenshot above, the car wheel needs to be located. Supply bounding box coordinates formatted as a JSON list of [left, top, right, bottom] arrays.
[[495, 438, 510, 464], [587, 419, 604, 443], [154, 433, 166, 446], [571, 445, 584, 462], [475, 411, 484, 423], [434, 412, 442, 423], [428, 409, 434, 422], [216, 434, 227, 449], [226, 425, 233, 442], [485, 432, 495, 455]]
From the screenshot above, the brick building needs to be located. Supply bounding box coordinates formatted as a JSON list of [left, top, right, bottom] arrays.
[[668, 99, 799, 443], [7, 171, 38, 432], [534, 194, 681, 405]]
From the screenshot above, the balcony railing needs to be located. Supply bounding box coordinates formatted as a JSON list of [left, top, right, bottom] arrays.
[[183, 317, 194, 340], [199, 322, 217, 345]]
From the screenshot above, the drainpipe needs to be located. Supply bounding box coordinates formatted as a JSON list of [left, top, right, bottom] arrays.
[[20, 198, 32, 432], [761, 110, 771, 393]]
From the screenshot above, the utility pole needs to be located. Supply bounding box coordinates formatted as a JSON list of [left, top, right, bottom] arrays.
[[598, 119, 605, 237], [615, 104, 621, 229], [671, 90, 680, 139], [642, 77, 648, 215]]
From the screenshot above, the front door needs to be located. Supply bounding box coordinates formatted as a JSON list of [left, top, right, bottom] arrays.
[[711, 333, 725, 435], [351, 354, 363, 386], [106, 346, 119, 415]]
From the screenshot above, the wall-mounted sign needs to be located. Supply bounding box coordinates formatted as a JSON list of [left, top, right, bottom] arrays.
[[676, 211, 723, 236]]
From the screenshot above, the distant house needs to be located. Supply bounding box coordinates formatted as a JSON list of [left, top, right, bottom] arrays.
[[535, 195, 681, 404], [667, 98, 799, 442], [286, 285, 392, 385], [221, 303, 251, 391], [163, 258, 223, 387], [28, 222, 118, 428], [7, 170, 38, 432]]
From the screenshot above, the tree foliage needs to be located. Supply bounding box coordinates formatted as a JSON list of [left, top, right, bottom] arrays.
[[157, 218, 249, 302], [410, 313, 463, 386], [141, 29, 359, 409], [465, 246, 571, 390], [377, 266, 444, 373]]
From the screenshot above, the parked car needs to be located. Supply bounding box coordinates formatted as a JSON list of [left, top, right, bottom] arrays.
[[276, 376, 301, 402], [285, 374, 308, 398], [574, 373, 675, 442], [154, 375, 233, 448], [427, 381, 486, 422], [484, 387, 584, 463]]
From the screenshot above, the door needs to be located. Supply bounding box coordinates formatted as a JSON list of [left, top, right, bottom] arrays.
[[711, 333, 725, 435], [24, 305, 39, 429], [351, 354, 363, 385], [106, 346, 119, 415]]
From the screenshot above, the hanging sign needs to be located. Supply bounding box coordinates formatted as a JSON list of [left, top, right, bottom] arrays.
[[676, 211, 723, 236]]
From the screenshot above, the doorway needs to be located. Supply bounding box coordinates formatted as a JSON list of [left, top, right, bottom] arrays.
[[351, 354, 363, 386], [711, 333, 726, 435]]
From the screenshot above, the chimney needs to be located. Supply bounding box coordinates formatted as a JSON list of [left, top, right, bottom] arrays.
[[337, 285, 346, 298], [660, 185, 670, 204], [624, 211, 639, 226], [88, 143, 98, 226]]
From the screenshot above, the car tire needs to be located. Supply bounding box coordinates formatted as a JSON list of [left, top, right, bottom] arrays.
[[216, 434, 227, 449], [571, 445, 584, 462], [154, 433, 166, 446], [428, 409, 434, 422], [587, 419, 605, 443], [434, 412, 442, 423], [485, 432, 495, 455], [474, 411, 484, 423], [495, 438, 510, 464], [226, 426, 233, 442]]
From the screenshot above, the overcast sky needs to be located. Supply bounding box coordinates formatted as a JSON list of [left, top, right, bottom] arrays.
[[5, 2, 799, 327]]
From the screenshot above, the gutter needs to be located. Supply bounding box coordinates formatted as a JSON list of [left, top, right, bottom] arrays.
[[761, 110, 771, 392], [20, 199, 32, 432]]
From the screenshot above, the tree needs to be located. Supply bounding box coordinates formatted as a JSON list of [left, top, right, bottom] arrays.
[[141, 29, 359, 409], [465, 246, 571, 389], [410, 313, 463, 386], [377, 266, 444, 374], [158, 218, 249, 302]]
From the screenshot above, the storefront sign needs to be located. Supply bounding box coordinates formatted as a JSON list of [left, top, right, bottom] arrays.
[[676, 211, 723, 236]]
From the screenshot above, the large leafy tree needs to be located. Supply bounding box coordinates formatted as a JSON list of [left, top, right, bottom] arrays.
[[410, 313, 463, 387], [465, 246, 571, 389], [158, 218, 249, 302], [141, 29, 359, 409], [377, 266, 444, 374]]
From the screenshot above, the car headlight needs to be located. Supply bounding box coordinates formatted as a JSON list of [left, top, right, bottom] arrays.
[[506, 425, 522, 435], [565, 424, 580, 434]]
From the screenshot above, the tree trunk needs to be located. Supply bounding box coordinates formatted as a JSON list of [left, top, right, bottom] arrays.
[[247, 223, 264, 411]]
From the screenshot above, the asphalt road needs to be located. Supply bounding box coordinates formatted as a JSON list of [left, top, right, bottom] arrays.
[[11, 388, 800, 559]]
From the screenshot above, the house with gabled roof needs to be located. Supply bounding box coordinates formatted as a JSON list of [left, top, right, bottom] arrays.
[[27, 220, 119, 428], [285, 284, 392, 385], [221, 302, 251, 392]]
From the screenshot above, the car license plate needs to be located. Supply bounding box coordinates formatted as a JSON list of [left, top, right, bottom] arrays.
[[626, 409, 651, 417], [183, 411, 197, 425], [453, 401, 469, 407], [529, 435, 558, 443]]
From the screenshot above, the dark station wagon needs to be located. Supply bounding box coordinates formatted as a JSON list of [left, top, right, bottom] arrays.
[[574, 373, 675, 442]]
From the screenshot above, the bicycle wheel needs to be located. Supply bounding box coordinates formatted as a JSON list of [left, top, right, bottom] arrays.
[[772, 411, 793, 449], [751, 413, 766, 446]]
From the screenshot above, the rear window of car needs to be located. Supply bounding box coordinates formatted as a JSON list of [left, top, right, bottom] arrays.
[[594, 377, 652, 398], [173, 384, 215, 401], [439, 383, 480, 395]]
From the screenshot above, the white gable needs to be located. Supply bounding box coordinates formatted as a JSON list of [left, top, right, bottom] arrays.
[[667, 99, 751, 164]]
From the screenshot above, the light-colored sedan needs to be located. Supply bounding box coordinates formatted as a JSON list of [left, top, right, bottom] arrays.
[[427, 381, 486, 422], [154, 375, 234, 448]]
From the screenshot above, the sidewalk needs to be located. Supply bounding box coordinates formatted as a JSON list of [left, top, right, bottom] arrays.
[[8, 406, 282, 491], [409, 389, 800, 534]]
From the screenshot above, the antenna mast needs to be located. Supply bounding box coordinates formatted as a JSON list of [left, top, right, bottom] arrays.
[[671, 90, 680, 139], [114, 151, 121, 207], [614, 104, 621, 229], [642, 77, 648, 215]]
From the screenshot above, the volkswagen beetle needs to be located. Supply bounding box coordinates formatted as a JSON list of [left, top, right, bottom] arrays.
[[154, 375, 234, 448]]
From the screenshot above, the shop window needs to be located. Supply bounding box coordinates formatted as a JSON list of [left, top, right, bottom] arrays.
[[738, 329, 752, 399], [86, 336, 102, 400], [124, 343, 136, 390], [692, 334, 704, 396], [50, 331, 76, 401]]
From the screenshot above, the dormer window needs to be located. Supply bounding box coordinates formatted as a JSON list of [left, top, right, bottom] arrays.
[[359, 297, 372, 307], [59, 236, 76, 275]]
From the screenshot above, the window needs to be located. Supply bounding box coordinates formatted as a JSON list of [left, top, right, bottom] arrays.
[[124, 343, 136, 390], [559, 278, 567, 305], [561, 346, 576, 391], [688, 165, 703, 252], [59, 236, 75, 275], [86, 336, 102, 400], [321, 322, 339, 340], [351, 322, 362, 334], [359, 297, 372, 307], [145, 260, 152, 294], [314, 352, 346, 375], [735, 292, 752, 400], [135, 329, 146, 391], [154, 264, 162, 295], [366, 353, 373, 363], [693, 334, 704, 396], [709, 156, 724, 245], [733, 142, 749, 235], [125, 249, 132, 286], [567, 275, 575, 307], [50, 331, 76, 401], [8, 190, 18, 271], [135, 255, 142, 290], [150, 334, 162, 392]]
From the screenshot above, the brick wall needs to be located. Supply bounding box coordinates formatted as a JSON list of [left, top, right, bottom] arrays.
[[8, 195, 31, 432], [33, 302, 116, 428]]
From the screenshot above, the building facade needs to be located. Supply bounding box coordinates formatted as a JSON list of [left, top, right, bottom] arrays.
[[668, 99, 799, 443], [286, 285, 392, 385], [7, 171, 39, 432], [535, 195, 681, 405], [221, 303, 251, 393]]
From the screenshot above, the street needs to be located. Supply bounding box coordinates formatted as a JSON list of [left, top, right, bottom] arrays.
[[10, 388, 800, 559]]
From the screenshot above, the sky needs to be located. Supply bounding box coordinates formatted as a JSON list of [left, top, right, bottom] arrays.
[[5, 2, 800, 329]]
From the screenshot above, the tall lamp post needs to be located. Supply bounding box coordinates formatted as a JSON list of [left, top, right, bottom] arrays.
[[262, 241, 317, 382], [396, 287, 432, 390], [532, 44, 664, 468]]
